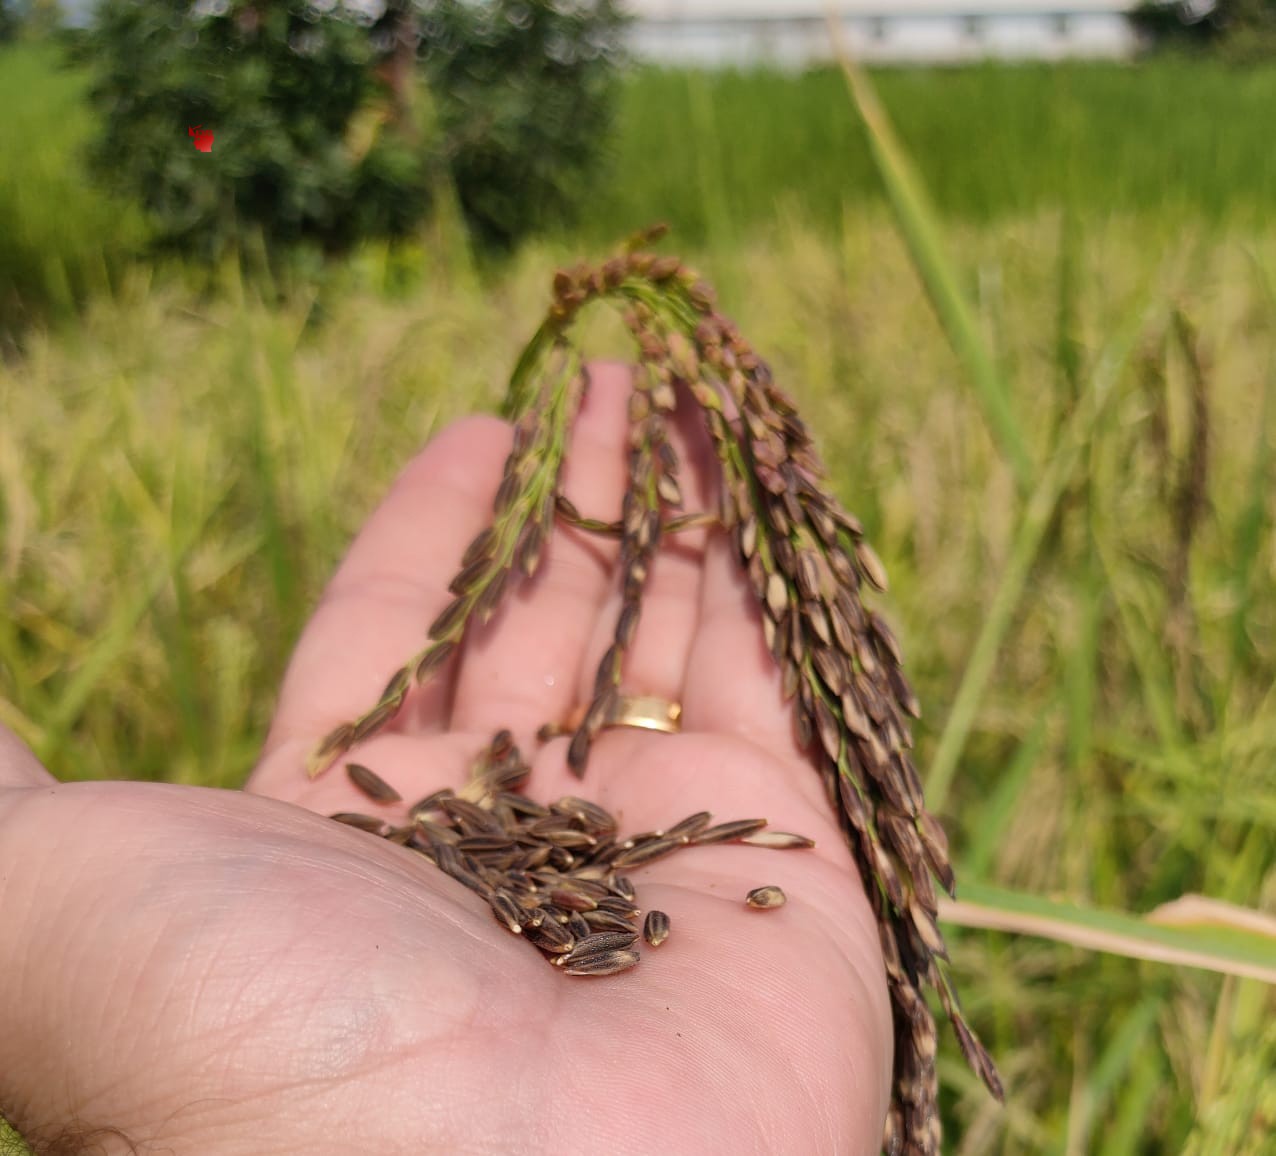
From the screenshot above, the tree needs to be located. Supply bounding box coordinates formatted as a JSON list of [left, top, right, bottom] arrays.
[[83, 0, 628, 262], [0, 1, 21, 42], [1134, 1, 1276, 60], [85, 1, 426, 261], [418, 0, 629, 250], [1, 0, 62, 41]]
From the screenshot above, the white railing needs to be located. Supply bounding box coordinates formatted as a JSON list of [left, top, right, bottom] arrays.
[[626, 5, 1142, 65]]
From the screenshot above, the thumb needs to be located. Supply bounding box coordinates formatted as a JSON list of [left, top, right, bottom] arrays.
[[0, 724, 56, 789]]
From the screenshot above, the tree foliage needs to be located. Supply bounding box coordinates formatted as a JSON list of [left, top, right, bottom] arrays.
[[83, 0, 627, 261], [420, 0, 628, 250], [1135, 1, 1276, 60], [1, 0, 60, 41], [0, 1, 20, 41]]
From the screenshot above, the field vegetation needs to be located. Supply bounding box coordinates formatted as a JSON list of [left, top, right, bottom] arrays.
[[2, 36, 1274, 1154], [597, 61, 1276, 244]]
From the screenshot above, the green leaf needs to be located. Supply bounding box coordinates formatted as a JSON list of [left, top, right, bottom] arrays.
[[943, 883, 1276, 984], [0, 1115, 33, 1156], [925, 298, 1158, 809], [831, 27, 1033, 491]]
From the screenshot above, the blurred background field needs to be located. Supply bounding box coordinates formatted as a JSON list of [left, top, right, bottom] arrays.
[[2, 4, 1275, 1153]]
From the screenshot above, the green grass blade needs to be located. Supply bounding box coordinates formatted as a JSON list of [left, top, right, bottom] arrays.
[[33, 561, 172, 768], [1055, 204, 1084, 410], [31, 478, 228, 770], [243, 323, 304, 642], [1093, 529, 1184, 752], [942, 883, 1276, 984], [0, 584, 48, 726], [926, 300, 1158, 808], [685, 71, 736, 262], [1068, 993, 1164, 1154], [0, 1115, 33, 1156], [1062, 549, 1102, 773], [830, 28, 1033, 490], [961, 708, 1052, 879], [1226, 250, 1276, 697], [1098, 1047, 1166, 1156]]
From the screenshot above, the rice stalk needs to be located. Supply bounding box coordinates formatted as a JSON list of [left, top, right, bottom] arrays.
[[306, 233, 1002, 1154]]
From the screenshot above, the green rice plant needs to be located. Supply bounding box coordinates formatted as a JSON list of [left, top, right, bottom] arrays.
[[0, 1117, 29, 1156], [831, 36, 1275, 1154], [833, 42, 1032, 492], [590, 60, 1276, 246], [0, 42, 146, 342], [2, 43, 1275, 1146], [3, 213, 1274, 1155]]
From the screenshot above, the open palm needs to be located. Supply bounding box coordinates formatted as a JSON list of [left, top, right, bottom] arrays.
[[0, 365, 891, 1155]]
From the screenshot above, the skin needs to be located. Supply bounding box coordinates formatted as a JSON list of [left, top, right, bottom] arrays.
[[0, 364, 893, 1155]]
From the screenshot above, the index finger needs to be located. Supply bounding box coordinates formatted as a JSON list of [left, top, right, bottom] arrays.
[[247, 413, 511, 797], [249, 363, 645, 805], [0, 724, 57, 789]]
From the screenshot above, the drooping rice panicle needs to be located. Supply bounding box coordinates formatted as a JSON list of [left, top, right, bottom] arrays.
[[306, 343, 588, 777], [567, 307, 679, 776], [307, 239, 1000, 1154]]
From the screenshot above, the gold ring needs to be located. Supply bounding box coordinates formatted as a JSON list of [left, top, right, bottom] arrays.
[[602, 694, 682, 735]]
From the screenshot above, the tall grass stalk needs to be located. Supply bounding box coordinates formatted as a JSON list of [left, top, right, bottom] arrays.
[[831, 38, 1032, 491]]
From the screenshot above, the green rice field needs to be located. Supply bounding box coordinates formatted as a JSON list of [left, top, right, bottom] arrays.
[[2, 37, 1274, 1155]]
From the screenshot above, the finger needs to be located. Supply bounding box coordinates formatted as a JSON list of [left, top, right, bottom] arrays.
[[496, 381, 726, 800], [685, 530, 812, 771], [0, 724, 56, 789], [522, 397, 833, 826], [573, 380, 720, 723], [253, 730, 482, 816], [555, 522, 821, 822], [447, 362, 634, 742], [250, 416, 510, 796], [521, 525, 841, 851]]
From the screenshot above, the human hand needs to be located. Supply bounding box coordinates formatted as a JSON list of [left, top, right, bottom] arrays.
[[0, 364, 891, 1154]]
